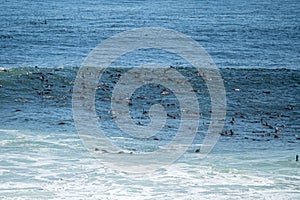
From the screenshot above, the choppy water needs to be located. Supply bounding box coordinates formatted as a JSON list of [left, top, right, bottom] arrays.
[[1, 0, 300, 199], [0, 0, 299, 69], [1, 67, 299, 199]]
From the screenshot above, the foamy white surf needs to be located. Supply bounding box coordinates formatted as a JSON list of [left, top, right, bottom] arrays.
[[1, 129, 299, 199]]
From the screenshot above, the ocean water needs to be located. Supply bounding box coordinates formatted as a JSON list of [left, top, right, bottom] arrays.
[[1, 0, 300, 199], [1, 0, 299, 69]]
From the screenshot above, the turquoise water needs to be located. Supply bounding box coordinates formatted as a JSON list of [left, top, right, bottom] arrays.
[[0, 0, 300, 199]]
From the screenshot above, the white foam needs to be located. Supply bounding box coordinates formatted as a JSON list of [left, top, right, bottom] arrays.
[[0, 129, 18, 133], [1, 130, 299, 199]]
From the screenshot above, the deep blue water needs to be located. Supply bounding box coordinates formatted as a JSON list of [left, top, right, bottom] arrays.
[[0, 0, 299, 69]]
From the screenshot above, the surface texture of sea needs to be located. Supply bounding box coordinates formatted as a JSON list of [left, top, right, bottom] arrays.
[[1, 0, 300, 199]]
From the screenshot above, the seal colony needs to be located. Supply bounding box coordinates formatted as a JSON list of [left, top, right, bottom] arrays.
[[1, 66, 299, 158]]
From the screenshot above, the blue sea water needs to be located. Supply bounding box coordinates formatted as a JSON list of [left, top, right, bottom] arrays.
[[1, 0, 299, 69], [0, 0, 300, 199]]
